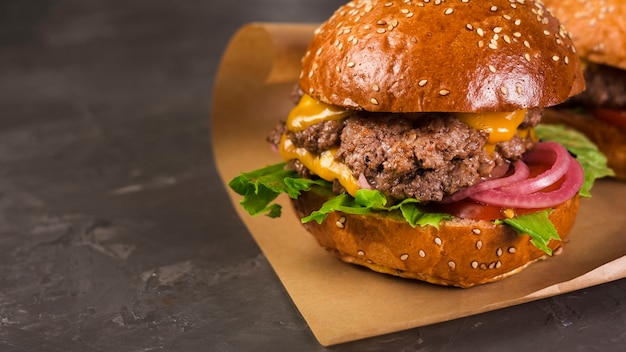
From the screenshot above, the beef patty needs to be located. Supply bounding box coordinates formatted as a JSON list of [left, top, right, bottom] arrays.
[[269, 110, 540, 202], [569, 62, 626, 109]]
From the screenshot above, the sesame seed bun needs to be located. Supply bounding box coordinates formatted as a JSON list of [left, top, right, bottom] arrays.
[[541, 0, 626, 180], [299, 0, 585, 113], [544, 0, 626, 70], [292, 188, 580, 288]]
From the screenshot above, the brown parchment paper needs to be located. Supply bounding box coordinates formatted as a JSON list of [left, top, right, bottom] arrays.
[[211, 23, 626, 346]]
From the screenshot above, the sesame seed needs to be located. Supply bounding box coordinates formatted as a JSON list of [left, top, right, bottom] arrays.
[[490, 6, 498, 11], [508, 247, 517, 254], [335, 220, 344, 228], [444, 8, 454, 15], [564, 56, 569, 64], [516, 85, 522, 94], [496, 261, 502, 268], [476, 240, 483, 250], [400, 253, 409, 261], [466, 23, 474, 30], [488, 42, 498, 50], [524, 53, 531, 61], [543, 29, 551, 36], [489, 64, 497, 73], [472, 228, 481, 235], [500, 87, 508, 95], [513, 32, 521, 37], [347, 61, 355, 68], [552, 55, 560, 61], [418, 249, 426, 257], [370, 97, 379, 105], [372, 84, 380, 92], [308, 70, 314, 78], [439, 89, 450, 96], [406, 12, 414, 18], [448, 261, 456, 269], [472, 261, 479, 269], [336, 66, 341, 73], [401, 8, 409, 14], [357, 250, 365, 256], [478, 40, 484, 48], [515, 19, 521, 25], [503, 14, 511, 20], [493, 26, 503, 33], [435, 237, 443, 246], [497, 248, 503, 257], [477, 28, 485, 36], [418, 79, 428, 86], [489, 262, 496, 269], [377, 28, 386, 34]]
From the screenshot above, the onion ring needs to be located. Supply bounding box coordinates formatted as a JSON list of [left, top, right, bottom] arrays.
[[498, 141, 571, 195], [468, 157, 584, 209], [441, 160, 530, 203]]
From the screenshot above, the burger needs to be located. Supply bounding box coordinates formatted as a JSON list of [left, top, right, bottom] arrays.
[[542, 0, 625, 178], [228, 0, 611, 287]]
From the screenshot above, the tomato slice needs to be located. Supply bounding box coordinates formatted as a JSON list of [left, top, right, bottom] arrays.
[[592, 108, 626, 130], [426, 199, 542, 221]]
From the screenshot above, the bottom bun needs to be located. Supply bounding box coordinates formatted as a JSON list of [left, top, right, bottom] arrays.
[[543, 108, 626, 180], [292, 188, 580, 288]]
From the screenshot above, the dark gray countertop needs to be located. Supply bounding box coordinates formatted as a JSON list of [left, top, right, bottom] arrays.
[[1, 0, 625, 351]]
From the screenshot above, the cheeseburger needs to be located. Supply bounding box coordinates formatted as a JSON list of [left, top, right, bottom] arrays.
[[541, 0, 625, 179], [229, 0, 611, 287]]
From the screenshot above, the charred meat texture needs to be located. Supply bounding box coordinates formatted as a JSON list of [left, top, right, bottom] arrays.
[[569, 63, 626, 109], [269, 110, 539, 202]]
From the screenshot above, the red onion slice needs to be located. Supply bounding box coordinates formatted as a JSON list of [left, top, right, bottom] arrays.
[[441, 160, 530, 203], [497, 141, 571, 195], [468, 157, 584, 209], [358, 173, 372, 190]]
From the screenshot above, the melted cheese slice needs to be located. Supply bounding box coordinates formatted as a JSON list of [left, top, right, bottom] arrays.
[[279, 134, 360, 196], [286, 94, 351, 131], [456, 110, 527, 153], [281, 94, 529, 195]]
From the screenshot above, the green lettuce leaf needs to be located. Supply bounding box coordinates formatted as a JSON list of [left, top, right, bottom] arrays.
[[228, 163, 329, 218], [228, 124, 611, 256], [301, 189, 451, 228], [535, 124, 614, 197], [500, 210, 559, 255]]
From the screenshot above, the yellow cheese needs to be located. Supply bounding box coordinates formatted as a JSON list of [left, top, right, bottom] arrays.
[[456, 110, 527, 153], [281, 95, 529, 195], [279, 134, 360, 196], [286, 94, 351, 131]]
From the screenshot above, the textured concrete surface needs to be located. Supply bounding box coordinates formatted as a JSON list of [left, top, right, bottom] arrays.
[[0, 1, 625, 351]]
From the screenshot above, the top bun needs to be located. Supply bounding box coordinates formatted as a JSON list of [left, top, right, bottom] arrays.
[[544, 0, 626, 70], [300, 0, 585, 113]]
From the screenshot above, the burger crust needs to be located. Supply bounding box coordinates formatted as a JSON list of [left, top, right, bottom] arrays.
[[292, 189, 580, 288], [299, 0, 585, 113], [544, 0, 626, 70]]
